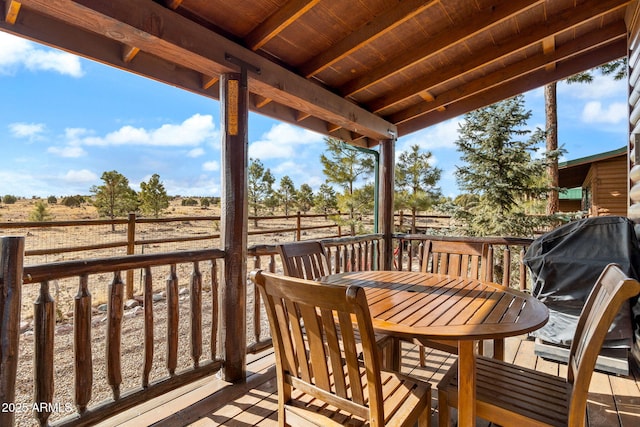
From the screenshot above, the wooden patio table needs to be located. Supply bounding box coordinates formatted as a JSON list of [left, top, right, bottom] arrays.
[[320, 270, 549, 427]]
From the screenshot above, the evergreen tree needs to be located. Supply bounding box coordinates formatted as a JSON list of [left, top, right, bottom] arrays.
[[314, 183, 338, 215], [277, 175, 297, 216], [320, 137, 374, 235], [248, 158, 275, 226], [91, 170, 138, 231], [296, 184, 314, 214], [139, 173, 169, 218], [395, 144, 442, 233], [455, 95, 550, 237], [29, 200, 53, 222]]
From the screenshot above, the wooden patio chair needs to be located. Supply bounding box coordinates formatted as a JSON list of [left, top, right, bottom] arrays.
[[277, 241, 397, 369], [250, 270, 431, 427], [417, 239, 497, 364], [437, 263, 640, 427], [277, 240, 330, 280]]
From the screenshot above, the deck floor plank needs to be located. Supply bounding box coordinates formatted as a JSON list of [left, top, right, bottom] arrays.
[[96, 337, 640, 427]]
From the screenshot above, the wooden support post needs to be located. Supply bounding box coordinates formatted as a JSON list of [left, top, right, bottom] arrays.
[[0, 237, 23, 427], [220, 72, 248, 381], [378, 138, 395, 270]]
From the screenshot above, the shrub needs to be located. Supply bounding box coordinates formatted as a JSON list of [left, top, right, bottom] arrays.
[[47, 195, 58, 204], [2, 195, 17, 204]]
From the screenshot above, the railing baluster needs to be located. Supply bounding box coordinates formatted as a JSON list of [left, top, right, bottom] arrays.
[[142, 267, 153, 387], [191, 262, 203, 368], [520, 246, 528, 292], [166, 264, 179, 375], [252, 256, 262, 345], [0, 237, 23, 427], [107, 272, 124, 400], [33, 280, 55, 426], [503, 246, 511, 288], [211, 260, 219, 359], [75, 274, 92, 413]]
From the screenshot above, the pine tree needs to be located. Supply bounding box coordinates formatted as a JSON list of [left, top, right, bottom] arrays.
[[296, 184, 314, 214], [248, 158, 275, 226], [320, 137, 374, 235], [395, 144, 442, 233], [455, 95, 550, 237], [29, 200, 53, 222], [139, 173, 169, 218], [277, 175, 296, 216], [91, 170, 138, 231], [314, 183, 338, 215]]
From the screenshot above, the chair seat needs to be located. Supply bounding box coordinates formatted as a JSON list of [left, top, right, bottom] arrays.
[[286, 367, 431, 426], [437, 355, 570, 427]]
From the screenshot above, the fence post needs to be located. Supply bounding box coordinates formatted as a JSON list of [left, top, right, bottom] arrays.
[[296, 212, 302, 241], [0, 236, 24, 427], [126, 213, 136, 299]]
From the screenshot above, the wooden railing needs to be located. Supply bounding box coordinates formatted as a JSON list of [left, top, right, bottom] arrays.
[[2, 236, 225, 426], [392, 234, 534, 291]]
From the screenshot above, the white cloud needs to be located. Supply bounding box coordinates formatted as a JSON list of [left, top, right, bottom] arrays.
[[396, 118, 462, 154], [9, 122, 46, 140], [48, 145, 87, 158], [0, 32, 83, 77], [188, 148, 205, 157], [581, 101, 626, 124], [81, 114, 216, 147], [202, 160, 220, 171], [62, 169, 98, 184], [558, 73, 626, 101], [249, 123, 323, 159]]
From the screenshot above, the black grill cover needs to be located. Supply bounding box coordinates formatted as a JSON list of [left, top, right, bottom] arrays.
[[523, 216, 640, 347]]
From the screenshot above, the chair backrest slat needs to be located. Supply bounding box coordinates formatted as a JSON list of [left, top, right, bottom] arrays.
[[567, 263, 640, 425], [421, 239, 494, 283], [252, 270, 385, 423], [278, 241, 330, 280]]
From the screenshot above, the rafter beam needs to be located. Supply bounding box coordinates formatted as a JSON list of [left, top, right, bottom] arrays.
[[16, 0, 395, 141], [338, 0, 545, 97], [368, 0, 628, 114], [122, 44, 139, 63], [389, 22, 626, 125], [396, 39, 627, 136], [4, 0, 21, 23], [300, 0, 438, 78], [543, 36, 556, 71], [246, 0, 320, 51]]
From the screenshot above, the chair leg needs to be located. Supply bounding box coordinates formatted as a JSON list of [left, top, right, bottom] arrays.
[[418, 406, 431, 427], [419, 345, 426, 367], [437, 389, 450, 427]]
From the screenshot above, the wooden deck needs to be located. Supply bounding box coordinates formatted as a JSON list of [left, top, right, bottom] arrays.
[[94, 337, 640, 427]]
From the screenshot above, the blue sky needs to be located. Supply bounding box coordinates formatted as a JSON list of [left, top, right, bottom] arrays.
[[0, 32, 628, 199]]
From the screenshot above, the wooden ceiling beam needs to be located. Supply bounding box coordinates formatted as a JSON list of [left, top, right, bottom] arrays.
[[338, 0, 545, 97], [16, 0, 395, 141], [396, 39, 627, 136], [389, 21, 627, 125], [4, 0, 21, 23], [299, 0, 438, 78], [543, 36, 556, 71], [368, 0, 628, 114], [246, 0, 320, 51]]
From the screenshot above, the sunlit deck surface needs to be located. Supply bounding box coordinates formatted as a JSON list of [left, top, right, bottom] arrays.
[[93, 337, 640, 427]]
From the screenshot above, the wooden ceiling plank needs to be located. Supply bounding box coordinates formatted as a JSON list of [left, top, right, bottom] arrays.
[[5, 0, 21, 24], [17, 0, 395, 141], [300, 0, 439, 78], [396, 39, 627, 136], [368, 0, 629, 113], [389, 22, 626, 125], [246, 0, 321, 51], [338, 0, 545, 97]]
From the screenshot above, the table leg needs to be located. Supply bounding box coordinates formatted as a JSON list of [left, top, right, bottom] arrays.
[[457, 340, 476, 427]]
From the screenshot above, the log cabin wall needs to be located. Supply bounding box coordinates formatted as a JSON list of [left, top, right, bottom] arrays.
[[628, 1, 640, 221], [587, 157, 628, 217]]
